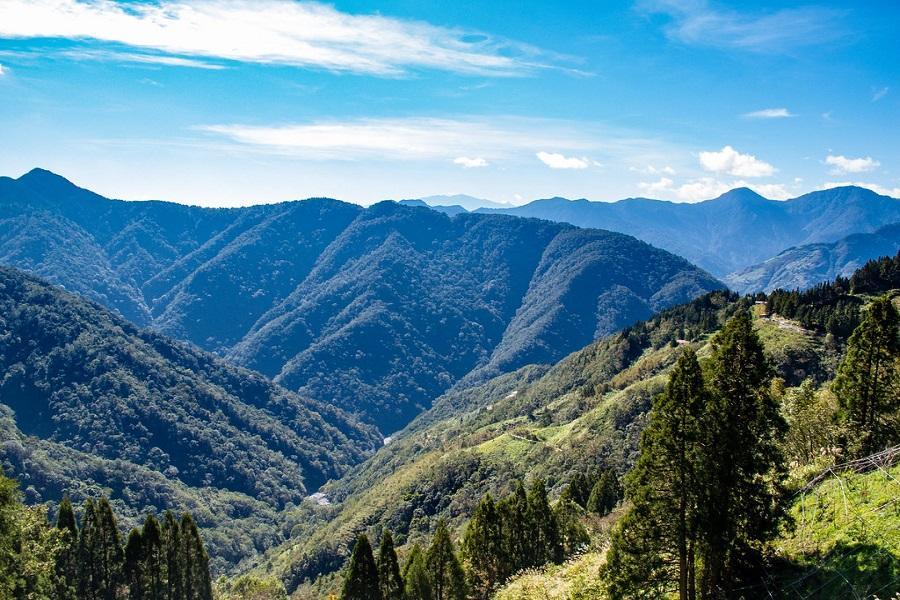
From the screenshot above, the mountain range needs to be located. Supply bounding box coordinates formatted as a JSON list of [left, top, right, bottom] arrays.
[[726, 222, 900, 293], [0, 169, 722, 433], [478, 186, 900, 278]]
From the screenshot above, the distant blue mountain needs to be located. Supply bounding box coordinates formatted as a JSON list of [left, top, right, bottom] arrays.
[[478, 187, 900, 277], [0, 169, 722, 433], [725, 222, 900, 293]]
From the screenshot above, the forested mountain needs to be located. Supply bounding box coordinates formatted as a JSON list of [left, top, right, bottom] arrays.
[[0, 169, 722, 433], [478, 186, 900, 277], [254, 255, 899, 597], [725, 222, 900, 293], [0, 266, 380, 570]]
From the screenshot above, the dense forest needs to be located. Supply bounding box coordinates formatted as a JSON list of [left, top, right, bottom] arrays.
[[0, 168, 723, 433]]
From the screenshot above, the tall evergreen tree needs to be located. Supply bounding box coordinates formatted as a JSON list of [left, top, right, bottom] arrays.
[[425, 520, 466, 600], [586, 468, 621, 516], [833, 296, 900, 457], [142, 514, 166, 600], [162, 511, 183, 600], [124, 529, 145, 600], [96, 498, 124, 600], [341, 534, 381, 600], [54, 495, 79, 600], [561, 472, 591, 508], [603, 348, 707, 600], [376, 531, 404, 600], [462, 494, 506, 599], [402, 544, 432, 600], [180, 513, 212, 600], [497, 481, 528, 573], [525, 478, 561, 567], [700, 313, 787, 598], [553, 496, 590, 557]]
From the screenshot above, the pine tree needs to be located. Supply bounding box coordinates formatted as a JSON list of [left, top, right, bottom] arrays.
[[833, 296, 900, 457], [425, 520, 466, 600], [124, 529, 146, 600], [603, 348, 707, 599], [462, 494, 506, 598], [162, 511, 183, 600], [142, 514, 166, 600], [54, 495, 79, 600], [553, 496, 589, 557], [376, 531, 404, 600], [525, 478, 561, 567], [401, 544, 432, 600], [97, 498, 124, 600], [180, 513, 212, 600], [341, 534, 381, 600], [586, 468, 621, 516], [699, 313, 787, 598], [497, 481, 528, 573], [562, 472, 591, 508]]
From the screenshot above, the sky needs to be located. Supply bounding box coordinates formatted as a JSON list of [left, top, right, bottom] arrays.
[[0, 0, 898, 207]]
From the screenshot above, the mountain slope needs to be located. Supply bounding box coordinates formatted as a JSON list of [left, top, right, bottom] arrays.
[[0, 266, 380, 569], [479, 187, 900, 277], [0, 169, 723, 433], [725, 222, 900, 293]]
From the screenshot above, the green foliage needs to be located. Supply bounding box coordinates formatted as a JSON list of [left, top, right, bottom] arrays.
[[424, 520, 466, 600], [585, 469, 621, 516], [832, 295, 900, 457], [215, 575, 288, 600], [376, 531, 403, 600], [780, 380, 840, 466], [341, 535, 380, 600], [462, 494, 506, 599]]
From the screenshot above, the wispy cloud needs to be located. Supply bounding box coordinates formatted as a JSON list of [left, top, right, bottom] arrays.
[[0, 63, 6, 76], [0, 0, 554, 76], [641, 176, 790, 202], [200, 117, 609, 161], [742, 107, 794, 119], [453, 157, 489, 168], [825, 154, 880, 174], [59, 49, 227, 70], [638, 0, 846, 53], [872, 86, 889, 102], [699, 145, 776, 178], [536, 152, 590, 170]]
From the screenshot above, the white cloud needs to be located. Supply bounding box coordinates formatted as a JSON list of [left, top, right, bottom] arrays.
[[742, 108, 793, 119], [699, 145, 776, 178], [630, 164, 676, 175], [638, 1, 846, 53], [453, 156, 489, 168], [872, 86, 889, 102], [536, 152, 589, 170], [0, 0, 548, 76], [820, 181, 900, 198], [638, 177, 675, 195], [825, 154, 880, 174]]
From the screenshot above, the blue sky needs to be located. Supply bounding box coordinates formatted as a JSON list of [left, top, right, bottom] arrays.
[[0, 0, 897, 207]]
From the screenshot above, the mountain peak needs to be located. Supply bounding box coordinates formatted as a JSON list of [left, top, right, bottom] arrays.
[[16, 168, 83, 196], [711, 187, 768, 204]]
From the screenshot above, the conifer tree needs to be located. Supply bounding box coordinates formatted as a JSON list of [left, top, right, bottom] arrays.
[[699, 313, 786, 598], [376, 530, 404, 600], [525, 478, 561, 566], [341, 534, 381, 600], [180, 513, 212, 600], [603, 348, 707, 600], [55, 495, 79, 600], [833, 296, 900, 457], [425, 520, 466, 600], [462, 494, 506, 598], [124, 529, 145, 600], [562, 472, 591, 508], [586, 468, 621, 516], [497, 481, 528, 573], [142, 514, 166, 600], [402, 544, 432, 600], [553, 496, 589, 557], [163, 511, 183, 600]]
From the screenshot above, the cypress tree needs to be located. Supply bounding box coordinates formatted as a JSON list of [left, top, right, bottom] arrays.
[[341, 534, 381, 600], [96, 498, 124, 600], [77, 499, 101, 600], [462, 494, 506, 598], [54, 495, 79, 600], [586, 468, 621, 516], [180, 513, 212, 600], [402, 544, 432, 600], [700, 313, 787, 598], [833, 296, 900, 457], [376, 530, 404, 600], [525, 478, 561, 566], [124, 529, 145, 600], [562, 472, 591, 508], [497, 481, 528, 573], [142, 514, 166, 600], [603, 348, 708, 600], [425, 520, 466, 600], [162, 511, 183, 600], [553, 496, 589, 557]]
